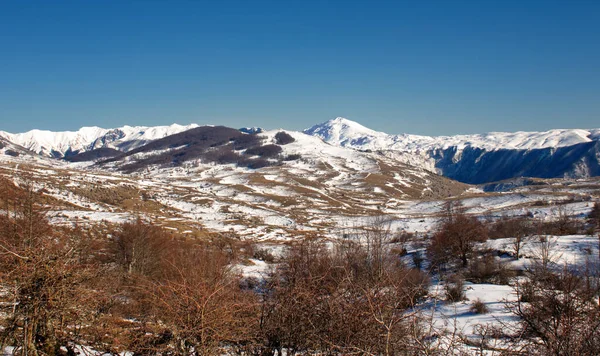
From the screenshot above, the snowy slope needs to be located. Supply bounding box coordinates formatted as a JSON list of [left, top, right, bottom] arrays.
[[3, 117, 599, 160], [0, 123, 199, 158], [305, 117, 600, 152], [3, 117, 600, 183], [305, 117, 600, 183], [0, 136, 60, 166]]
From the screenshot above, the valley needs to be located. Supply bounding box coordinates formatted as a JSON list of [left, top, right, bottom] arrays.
[[1, 121, 597, 241]]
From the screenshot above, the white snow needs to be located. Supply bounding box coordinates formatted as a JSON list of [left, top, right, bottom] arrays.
[[426, 282, 519, 345], [0, 123, 199, 157], [305, 117, 600, 152]]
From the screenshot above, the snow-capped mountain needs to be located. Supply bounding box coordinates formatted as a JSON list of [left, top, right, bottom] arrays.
[[0, 124, 470, 240], [0, 123, 199, 158], [305, 117, 600, 184], [0, 137, 38, 161], [305, 117, 600, 152], [2, 117, 600, 184]]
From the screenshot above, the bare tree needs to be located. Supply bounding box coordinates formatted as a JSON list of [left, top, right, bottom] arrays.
[[589, 201, 600, 232], [428, 202, 488, 268], [533, 235, 562, 270], [553, 204, 580, 235], [0, 177, 107, 356], [110, 218, 172, 278], [489, 215, 531, 259], [362, 216, 396, 281]]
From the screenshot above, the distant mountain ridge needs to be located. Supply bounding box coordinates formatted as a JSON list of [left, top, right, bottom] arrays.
[[2, 118, 600, 184], [304, 117, 600, 151], [304, 117, 600, 183], [0, 124, 199, 158]]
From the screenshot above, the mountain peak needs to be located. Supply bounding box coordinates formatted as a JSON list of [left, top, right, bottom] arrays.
[[328, 117, 374, 131], [303, 117, 382, 147], [330, 116, 351, 124]]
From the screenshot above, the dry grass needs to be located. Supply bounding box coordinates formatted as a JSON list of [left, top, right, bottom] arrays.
[[3, 154, 598, 243]]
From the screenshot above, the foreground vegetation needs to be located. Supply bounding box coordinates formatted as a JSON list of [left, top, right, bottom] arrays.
[[1, 177, 600, 355]]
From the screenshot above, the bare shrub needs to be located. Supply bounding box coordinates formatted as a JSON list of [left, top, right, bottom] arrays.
[[245, 158, 271, 169], [489, 215, 531, 259], [536, 205, 582, 235], [0, 177, 109, 355], [428, 202, 488, 268], [488, 216, 529, 239], [444, 274, 466, 302], [508, 264, 600, 355], [218, 150, 241, 164], [134, 241, 258, 355], [532, 235, 562, 269], [110, 218, 173, 278], [412, 250, 424, 270], [253, 247, 276, 263], [257, 235, 431, 355], [466, 254, 515, 284], [470, 299, 489, 314], [589, 201, 600, 231]]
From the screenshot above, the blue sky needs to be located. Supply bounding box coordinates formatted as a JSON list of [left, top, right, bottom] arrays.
[[0, 0, 598, 135]]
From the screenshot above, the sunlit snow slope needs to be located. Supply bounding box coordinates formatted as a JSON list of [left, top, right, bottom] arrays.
[[2, 117, 600, 183], [305, 117, 600, 152], [0, 124, 199, 158], [305, 117, 600, 183]]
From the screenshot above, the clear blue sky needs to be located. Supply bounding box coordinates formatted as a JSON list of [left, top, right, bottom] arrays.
[[0, 0, 598, 135]]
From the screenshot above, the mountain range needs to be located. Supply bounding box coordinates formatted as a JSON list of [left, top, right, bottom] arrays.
[[1, 117, 599, 184], [305, 118, 600, 184], [0, 123, 198, 158]]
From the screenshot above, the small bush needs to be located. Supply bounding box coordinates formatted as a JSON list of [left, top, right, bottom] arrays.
[[253, 248, 276, 263], [466, 254, 515, 285], [488, 216, 531, 240], [412, 251, 424, 270], [445, 274, 465, 302], [518, 280, 535, 303], [390, 230, 414, 244], [275, 131, 295, 145], [470, 298, 489, 314], [584, 225, 596, 235], [535, 206, 582, 235], [427, 203, 488, 269], [402, 268, 431, 304]]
